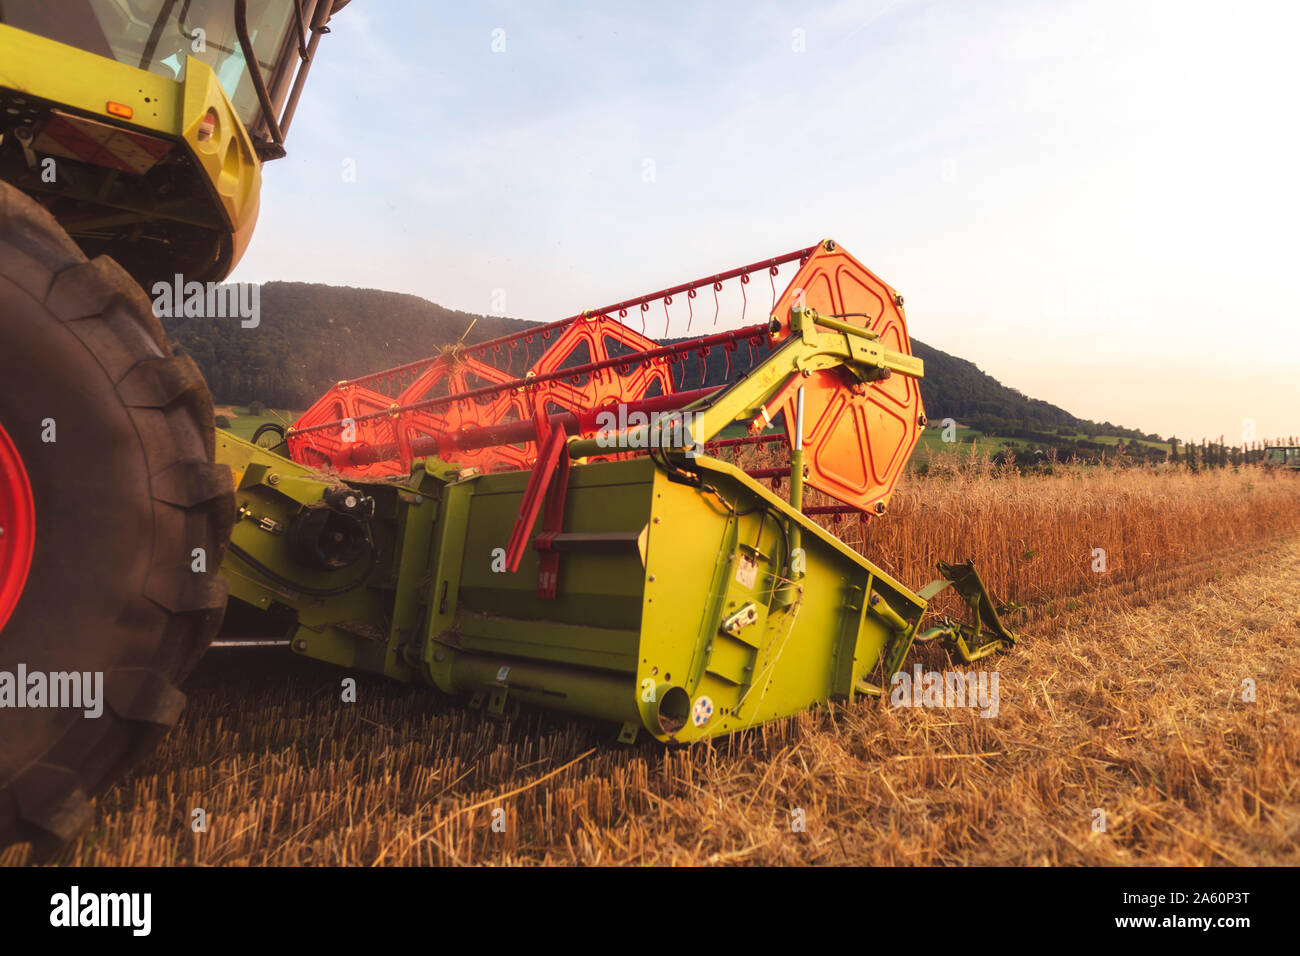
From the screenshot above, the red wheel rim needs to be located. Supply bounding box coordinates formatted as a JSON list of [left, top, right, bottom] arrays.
[[0, 420, 35, 632]]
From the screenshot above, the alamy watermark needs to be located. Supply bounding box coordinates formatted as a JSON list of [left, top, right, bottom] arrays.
[[594, 406, 699, 458], [50, 886, 150, 936], [890, 664, 1000, 718], [0, 664, 103, 718], [152, 274, 259, 328]]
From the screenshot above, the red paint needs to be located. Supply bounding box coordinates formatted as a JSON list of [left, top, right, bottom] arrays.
[[0, 421, 35, 632]]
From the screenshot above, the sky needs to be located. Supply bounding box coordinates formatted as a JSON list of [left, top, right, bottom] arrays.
[[232, 0, 1300, 443]]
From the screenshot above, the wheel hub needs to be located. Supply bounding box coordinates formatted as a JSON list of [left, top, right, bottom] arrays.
[[0, 420, 35, 632]]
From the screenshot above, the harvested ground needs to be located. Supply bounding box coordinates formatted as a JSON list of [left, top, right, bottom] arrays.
[[5, 466, 1300, 866]]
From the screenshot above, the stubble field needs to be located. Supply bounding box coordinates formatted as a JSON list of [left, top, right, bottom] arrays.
[[7, 459, 1299, 866]]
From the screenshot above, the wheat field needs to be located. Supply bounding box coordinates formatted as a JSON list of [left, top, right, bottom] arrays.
[[6, 460, 1300, 866]]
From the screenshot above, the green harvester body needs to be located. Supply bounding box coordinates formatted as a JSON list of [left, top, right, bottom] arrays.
[[218, 303, 1019, 743]]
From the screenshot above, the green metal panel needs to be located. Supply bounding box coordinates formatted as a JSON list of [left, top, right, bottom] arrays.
[[216, 429, 933, 744], [1264, 446, 1300, 470], [430, 454, 926, 742]]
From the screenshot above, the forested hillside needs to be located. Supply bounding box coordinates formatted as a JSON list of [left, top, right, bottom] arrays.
[[162, 282, 532, 408], [164, 281, 1158, 442]]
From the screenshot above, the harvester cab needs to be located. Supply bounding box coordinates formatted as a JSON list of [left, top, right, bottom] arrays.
[[0, 1, 347, 287]]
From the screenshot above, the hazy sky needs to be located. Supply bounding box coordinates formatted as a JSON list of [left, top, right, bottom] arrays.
[[233, 0, 1299, 443]]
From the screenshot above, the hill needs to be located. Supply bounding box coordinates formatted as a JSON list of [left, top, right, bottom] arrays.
[[162, 282, 533, 409], [909, 340, 1161, 445], [162, 281, 1159, 444]]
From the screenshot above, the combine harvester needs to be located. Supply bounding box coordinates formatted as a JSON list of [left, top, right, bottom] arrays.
[[0, 1, 1017, 850], [222, 238, 1021, 744]]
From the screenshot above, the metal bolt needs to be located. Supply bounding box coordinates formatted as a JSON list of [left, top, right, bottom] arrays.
[[652, 516, 660, 524], [293, 638, 308, 651], [648, 574, 656, 582], [267, 473, 281, 485]]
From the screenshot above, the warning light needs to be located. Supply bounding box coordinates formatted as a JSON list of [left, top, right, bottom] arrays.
[[197, 108, 218, 142], [106, 101, 133, 119]]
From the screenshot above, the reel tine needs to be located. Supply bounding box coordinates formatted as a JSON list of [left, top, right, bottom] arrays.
[[290, 244, 821, 475]]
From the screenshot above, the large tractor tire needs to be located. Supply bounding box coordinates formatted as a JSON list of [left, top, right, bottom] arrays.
[[0, 181, 234, 853]]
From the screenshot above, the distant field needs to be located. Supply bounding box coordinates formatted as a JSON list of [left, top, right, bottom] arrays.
[[913, 425, 1171, 463], [914, 425, 1023, 457], [214, 406, 302, 442], [1059, 432, 1172, 453]]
